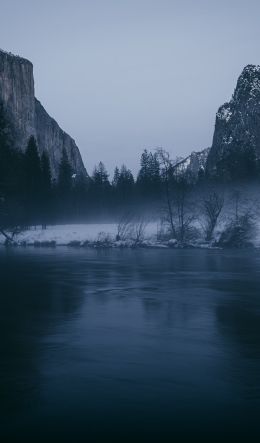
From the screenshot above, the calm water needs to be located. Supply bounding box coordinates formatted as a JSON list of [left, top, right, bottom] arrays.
[[0, 247, 260, 442]]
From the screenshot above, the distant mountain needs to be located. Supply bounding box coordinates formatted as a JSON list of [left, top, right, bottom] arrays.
[[173, 147, 210, 180], [0, 49, 87, 179], [206, 65, 260, 178]]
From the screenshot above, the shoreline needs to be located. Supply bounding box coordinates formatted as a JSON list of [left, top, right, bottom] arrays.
[[0, 222, 257, 250], [0, 240, 252, 250]]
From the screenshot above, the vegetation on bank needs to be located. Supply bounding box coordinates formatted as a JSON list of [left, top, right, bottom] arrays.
[[0, 103, 259, 248]]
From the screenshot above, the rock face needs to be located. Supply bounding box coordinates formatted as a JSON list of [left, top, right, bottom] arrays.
[[207, 65, 260, 175], [173, 147, 210, 180], [0, 49, 87, 178]]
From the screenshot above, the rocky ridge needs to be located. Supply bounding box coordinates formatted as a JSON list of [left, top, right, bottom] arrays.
[[173, 147, 210, 180]]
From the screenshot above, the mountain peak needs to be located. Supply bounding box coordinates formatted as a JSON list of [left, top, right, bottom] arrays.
[[240, 64, 260, 75], [233, 64, 260, 103]]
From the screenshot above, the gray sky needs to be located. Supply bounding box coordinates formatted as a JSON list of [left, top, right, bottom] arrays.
[[1, 0, 260, 176]]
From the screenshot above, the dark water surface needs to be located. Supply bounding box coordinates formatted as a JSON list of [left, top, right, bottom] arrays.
[[0, 247, 260, 442]]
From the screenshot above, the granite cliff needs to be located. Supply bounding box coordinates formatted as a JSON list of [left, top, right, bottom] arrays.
[[206, 65, 260, 176], [0, 49, 86, 179], [179, 65, 260, 181]]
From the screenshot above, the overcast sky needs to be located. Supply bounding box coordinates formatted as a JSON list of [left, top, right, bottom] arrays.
[[1, 0, 260, 175]]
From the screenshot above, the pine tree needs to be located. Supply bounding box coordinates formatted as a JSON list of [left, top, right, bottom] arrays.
[[57, 148, 73, 218], [0, 104, 27, 230], [136, 149, 161, 199], [24, 136, 42, 186], [41, 151, 52, 194], [58, 148, 73, 193], [215, 143, 258, 182], [40, 151, 52, 227], [112, 166, 120, 187], [72, 177, 88, 219], [137, 149, 150, 187], [24, 136, 42, 223], [89, 162, 111, 214], [92, 162, 110, 188], [117, 165, 134, 197]]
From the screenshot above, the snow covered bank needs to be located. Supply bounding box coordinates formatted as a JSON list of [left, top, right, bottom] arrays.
[[0, 223, 211, 249], [1, 221, 259, 249], [0, 223, 157, 247]]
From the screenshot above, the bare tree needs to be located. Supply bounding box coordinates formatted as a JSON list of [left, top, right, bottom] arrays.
[[0, 225, 24, 244], [116, 213, 134, 241], [0, 195, 24, 244], [131, 217, 147, 245], [202, 191, 224, 241], [156, 148, 196, 243], [174, 177, 195, 243], [156, 148, 176, 238], [218, 209, 256, 248]]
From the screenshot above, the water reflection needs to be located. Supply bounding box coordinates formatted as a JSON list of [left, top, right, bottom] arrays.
[[0, 250, 85, 419], [0, 247, 260, 441]]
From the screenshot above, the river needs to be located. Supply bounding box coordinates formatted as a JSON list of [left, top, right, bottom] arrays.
[[0, 247, 260, 441]]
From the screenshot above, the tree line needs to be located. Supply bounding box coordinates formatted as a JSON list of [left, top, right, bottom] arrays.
[[1, 101, 260, 231], [0, 116, 168, 226]]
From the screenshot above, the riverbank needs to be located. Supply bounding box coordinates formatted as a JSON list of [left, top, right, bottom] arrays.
[[0, 222, 257, 249], [0, 223, 218, 249]]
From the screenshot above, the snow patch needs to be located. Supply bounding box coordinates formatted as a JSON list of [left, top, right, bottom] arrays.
[[217, 106, 232, 122], [249, 77, 260, 97], [223, 135, 233, 144]]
